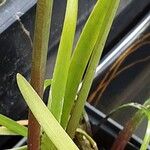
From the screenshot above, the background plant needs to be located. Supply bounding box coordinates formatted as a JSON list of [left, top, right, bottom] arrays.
[[110, 98, 150, 150]]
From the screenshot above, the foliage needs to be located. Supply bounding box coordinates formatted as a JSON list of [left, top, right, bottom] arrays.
[[108, 99, 150, 150], [0, 0, 120, 149], [17, 74, 79, 150]]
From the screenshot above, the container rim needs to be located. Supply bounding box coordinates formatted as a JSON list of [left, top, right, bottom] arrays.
[[0, 0, 36, 34]]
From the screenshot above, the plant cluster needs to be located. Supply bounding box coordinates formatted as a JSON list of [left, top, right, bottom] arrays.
[[0, 0, 149, 150]]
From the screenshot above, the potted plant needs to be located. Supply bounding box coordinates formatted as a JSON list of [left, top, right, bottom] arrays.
[[0, 0, 120, 149], [0, 0, 149, 125], [0, 0, 150, 149]]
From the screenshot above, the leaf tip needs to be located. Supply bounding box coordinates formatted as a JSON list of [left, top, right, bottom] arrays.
[[16, 73, 24, 82], [16, 73, 21, 79], [16, 73, 25, 88]]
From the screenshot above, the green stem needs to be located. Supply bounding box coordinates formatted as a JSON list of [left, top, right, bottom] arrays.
[[66, 0, 120, 138], [28, 0, 53, 149]]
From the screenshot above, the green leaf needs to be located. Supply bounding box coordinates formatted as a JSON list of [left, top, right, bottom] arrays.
[[61, 0, 120, 129], [41, 134, 54, 150], [44, 79, 52, 91], [48, 0, 78, 122], [140, 119, 150, 150], [107, 103, 146, 117], [0, 126, 19, 136], [41, 133, 57, 150], [0, 114, 27, 137], [9, 145, 27, 150], [65, 0, 120, 137], [17, 73, 79, 150], [105, 101, 150, 150]]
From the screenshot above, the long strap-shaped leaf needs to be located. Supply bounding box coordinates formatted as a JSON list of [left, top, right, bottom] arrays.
[[0, 114, 27, 136], [9, 145, 27, 150], [44, 79, 52, 91], [0, 126, 19, 135], [48, 0, 78, 122], [61, 0, 120, 129], [17, 74, 79, 150], [66, 0, 120, 137]]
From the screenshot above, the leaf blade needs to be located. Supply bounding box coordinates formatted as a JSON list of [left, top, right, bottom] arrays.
[[140, 119, 150, 150], [9, 145, 27, 150], [61, 0, 120, 128], [0, 114, 27, 137], [48, 0, 78, 122], [44, 79, 52, 91], [66, 0, 120, 137], [0, 126, 19, 136], [62, 0, 119, 128], [17, 73, 79, 150]]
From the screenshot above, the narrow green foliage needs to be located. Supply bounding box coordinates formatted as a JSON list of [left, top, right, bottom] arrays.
[[42, 1, 78, 148], [140, 119, 150, 150], [61, 0, 120, 129], [0, 126, 19, 136], [66, 0, 120, 137], [48, 0, 78, 122], [0, 114, 27, 137], [17, 74, 79, 150], [41, 134, 55, 150], [9, 145, 27, 150], [1, 0, 125, 149], [140, 99, 150, 150], [108, 103, 145, 116], [44, 79, 52, 91]]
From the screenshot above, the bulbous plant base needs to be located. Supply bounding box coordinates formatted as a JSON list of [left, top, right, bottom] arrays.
[[74, 131, 98, 150], [74, 115, 99, 150]]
